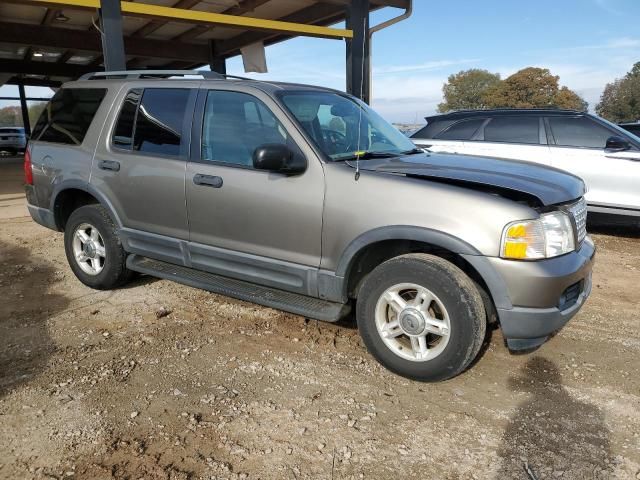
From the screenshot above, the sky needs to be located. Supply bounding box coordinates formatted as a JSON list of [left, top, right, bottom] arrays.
[[1, 0, 639, 124]]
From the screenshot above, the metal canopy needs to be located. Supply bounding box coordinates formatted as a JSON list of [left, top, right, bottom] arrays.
[[0, 0, 409, 88]]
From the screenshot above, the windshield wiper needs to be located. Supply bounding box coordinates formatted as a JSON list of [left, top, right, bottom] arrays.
[[335, 151, 400, 161], [399, 148, 425, 155]]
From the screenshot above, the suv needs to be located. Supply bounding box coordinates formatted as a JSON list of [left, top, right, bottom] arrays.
[[0, 126, 27, 155], [411, 109, 640, 219], [25, 71, 594, 382], [619, 122, 640, 138]]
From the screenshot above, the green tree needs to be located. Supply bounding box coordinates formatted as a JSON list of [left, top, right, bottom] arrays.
[[483, 67, 587, 111], [437, 69, 501, 112], [596, 62, 640, 123], [0, 106, 22, 127]]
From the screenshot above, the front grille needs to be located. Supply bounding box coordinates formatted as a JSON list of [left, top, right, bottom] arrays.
[[558, 280, 583, 310], [568, 197, 587, 244]]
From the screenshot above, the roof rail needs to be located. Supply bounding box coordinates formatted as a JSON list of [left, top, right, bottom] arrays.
[[78, 70, 254, 81]]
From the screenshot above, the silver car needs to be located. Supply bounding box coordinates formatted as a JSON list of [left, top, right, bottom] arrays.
[[25, 71, 594, 381], [0, 126, 27, 154], [411, 109, 640, 219]]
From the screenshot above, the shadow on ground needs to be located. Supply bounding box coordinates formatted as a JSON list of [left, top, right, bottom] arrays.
[[496, 357, 613, 479], [588, 213, 640, 239], [0, 239, 70, 397]]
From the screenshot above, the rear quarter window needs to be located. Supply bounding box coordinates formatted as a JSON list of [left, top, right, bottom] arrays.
[[31, 88, 107, 145], [435, 118, 485, 140]]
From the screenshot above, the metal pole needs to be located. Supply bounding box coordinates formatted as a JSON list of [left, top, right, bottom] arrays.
[[18, 82, 31, 137], [99, 0, 126, 71], [208, 40, 227, 75], [345, 0, 370, 104]]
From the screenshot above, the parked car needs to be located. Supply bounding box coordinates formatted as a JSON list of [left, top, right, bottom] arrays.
[[0, 126, 27, 155], [619, 122, 640, 138], [411, 109, 640, 219], [25, 71, 594, 382]]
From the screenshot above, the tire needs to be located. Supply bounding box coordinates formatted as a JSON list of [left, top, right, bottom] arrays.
[[356, 253, 486, 382], [64, 204, 132, 290]]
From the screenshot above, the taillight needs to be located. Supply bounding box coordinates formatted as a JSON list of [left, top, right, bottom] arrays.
[[24, 148, 33, 185]]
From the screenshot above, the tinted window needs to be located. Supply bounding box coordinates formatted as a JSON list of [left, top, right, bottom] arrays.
[[484, 116, 539, 144], [549, 116, 616, 148], [133, 88, 190, 156], [435, 118, 485, 140], [202, 91, 289, 166], [32, 88, 106, 144], [411, 120, 455, 139], [112, 89, 141, 149]]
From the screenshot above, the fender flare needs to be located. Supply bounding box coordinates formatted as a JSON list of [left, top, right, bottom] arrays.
[[333, 225, 512, 309], [50, 180, 124, 229]]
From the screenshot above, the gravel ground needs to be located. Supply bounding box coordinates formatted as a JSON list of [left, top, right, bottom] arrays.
[[1, 157, 639, 479]]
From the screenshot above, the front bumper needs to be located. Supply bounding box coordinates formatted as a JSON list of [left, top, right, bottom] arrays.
[[467, 237, 596, 351]]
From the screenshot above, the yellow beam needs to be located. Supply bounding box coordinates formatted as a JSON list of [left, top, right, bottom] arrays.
[[18, 0, 353, 39]]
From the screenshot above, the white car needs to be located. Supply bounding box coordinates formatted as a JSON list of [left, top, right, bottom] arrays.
[[411, 109, 640, 218], [0, 126, 27, 155]]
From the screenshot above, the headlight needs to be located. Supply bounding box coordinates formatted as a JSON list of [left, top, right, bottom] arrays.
[[501, 211, 575, 260]]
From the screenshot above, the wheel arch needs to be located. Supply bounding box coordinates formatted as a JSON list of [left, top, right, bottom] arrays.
[[334, 226, 511, 316], [51, 181, 122, 231]]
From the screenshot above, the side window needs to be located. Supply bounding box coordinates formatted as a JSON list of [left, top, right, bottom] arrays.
[[411, 120, 455, 139], [133, 88, 190, 157], [202, 90, 288, 167], [112, 89, 142, 149], [32, 88, 107, 145], [435, 118, 485, 140], [548, 116, 614, 149], [483, 116, 539, 144]]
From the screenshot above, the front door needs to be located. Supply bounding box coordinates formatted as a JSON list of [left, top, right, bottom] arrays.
[[185, 88, 325, 294]]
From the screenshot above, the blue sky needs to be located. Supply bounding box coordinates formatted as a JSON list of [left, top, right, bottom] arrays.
[[2, 0, 639, 123]]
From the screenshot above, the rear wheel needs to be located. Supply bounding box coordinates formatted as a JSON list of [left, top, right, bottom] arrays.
[[64, 204, 132, 290], [356, 253, 486, 382]]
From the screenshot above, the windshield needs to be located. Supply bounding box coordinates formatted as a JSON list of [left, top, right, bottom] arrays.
[[279, 91, 416, 161]]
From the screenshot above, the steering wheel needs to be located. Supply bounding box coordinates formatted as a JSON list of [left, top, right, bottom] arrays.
[[322, 129, 350, 154]]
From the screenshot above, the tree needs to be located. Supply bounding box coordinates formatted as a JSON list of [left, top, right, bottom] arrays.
[[437, 69, 501, 113], [0, 103, 47, 128], [596, 62, 640, 123], [483, 67, 587, 111]]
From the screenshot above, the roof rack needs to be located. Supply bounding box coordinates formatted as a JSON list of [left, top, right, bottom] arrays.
[[78, 70, 254, 81]]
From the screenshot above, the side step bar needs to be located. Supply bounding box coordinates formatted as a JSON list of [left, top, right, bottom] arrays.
[[127, 255, 351, 322]]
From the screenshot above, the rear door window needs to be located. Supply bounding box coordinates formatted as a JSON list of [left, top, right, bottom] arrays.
[[31, 88, 107, 145], [548, 116, 614, 149], [435, 118, 485, 140], [483, 116, 540, 144], [133, 88, 191, 157]]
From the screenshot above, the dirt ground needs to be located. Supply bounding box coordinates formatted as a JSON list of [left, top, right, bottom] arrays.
[[1, 156, 639, 480]]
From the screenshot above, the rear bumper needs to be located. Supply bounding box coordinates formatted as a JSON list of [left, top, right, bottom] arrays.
[[27, 204, 58, 230]]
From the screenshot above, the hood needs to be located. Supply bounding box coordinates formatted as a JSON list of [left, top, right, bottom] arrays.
[[358, 152, 585, 207]]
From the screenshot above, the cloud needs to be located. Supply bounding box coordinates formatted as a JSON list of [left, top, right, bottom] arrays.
[[374, 58, 481, 74]]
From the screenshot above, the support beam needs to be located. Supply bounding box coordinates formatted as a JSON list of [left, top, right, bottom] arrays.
[[0, 22, 210, 63], [0, 59, 94, 78], [18, 83, 31, 137], [208, 41, 226, 75], [17, 0, 353, 39], [99, 0, 126, 71], [6, 77, 62, 88], [345, 0, 370, 104], [216, 3, 346, 58]]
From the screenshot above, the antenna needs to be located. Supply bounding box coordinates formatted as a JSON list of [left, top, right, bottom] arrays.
[[354, 16, 367, 182]]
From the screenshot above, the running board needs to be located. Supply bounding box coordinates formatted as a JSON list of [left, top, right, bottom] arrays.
[[127, 255, 350, 322]]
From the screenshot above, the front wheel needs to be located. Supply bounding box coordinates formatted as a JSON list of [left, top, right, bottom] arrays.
[[356, 253, 486, 382]]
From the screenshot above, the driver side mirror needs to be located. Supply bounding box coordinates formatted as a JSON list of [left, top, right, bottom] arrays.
[[252, 143, 305, 175], [605, 135, 631, 152]]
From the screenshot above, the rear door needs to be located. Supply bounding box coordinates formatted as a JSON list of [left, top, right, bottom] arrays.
[[92, 85, 197, 240], [184, 87, 324, 294], [546, 115, 640, 212], [463, 115, 552, 165]]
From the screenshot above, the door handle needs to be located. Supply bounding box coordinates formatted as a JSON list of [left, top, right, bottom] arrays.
[[98, 159, 120, 172], [193, 174, 223, 188]]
